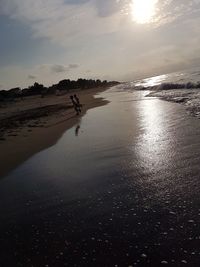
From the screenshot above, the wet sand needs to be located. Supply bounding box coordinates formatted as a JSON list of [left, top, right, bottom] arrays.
[[1, 87, 200, 266], [0, 87, 109, 178]]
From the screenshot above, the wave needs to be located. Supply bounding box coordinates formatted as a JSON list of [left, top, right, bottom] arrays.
[[120, 67, 200, 118], [144, 85, 200, 118], [136, 82, 200, 91]]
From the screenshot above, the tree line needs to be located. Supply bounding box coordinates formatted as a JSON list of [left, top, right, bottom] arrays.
[[0, 78, 119, 101]]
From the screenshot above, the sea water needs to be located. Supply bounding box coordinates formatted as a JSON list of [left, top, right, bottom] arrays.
[[134, 66, 200, 87], [121, 66, 200, 117]]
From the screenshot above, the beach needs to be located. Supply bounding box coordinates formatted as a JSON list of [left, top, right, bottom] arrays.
[[0, 87, 109, 178], [2, 0, 200, 265], [1, 86, 200, 266]]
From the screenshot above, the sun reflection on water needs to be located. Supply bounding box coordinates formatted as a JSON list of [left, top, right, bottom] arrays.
[[136, 98, 171, 172], [135, 74, 168, 87]]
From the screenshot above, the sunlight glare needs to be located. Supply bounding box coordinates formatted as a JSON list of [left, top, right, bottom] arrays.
[[131, 0, 158, 24]]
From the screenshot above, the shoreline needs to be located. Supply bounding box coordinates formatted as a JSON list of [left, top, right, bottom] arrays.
[[146, 88, 200, 118], [0, 87, 109, 178]]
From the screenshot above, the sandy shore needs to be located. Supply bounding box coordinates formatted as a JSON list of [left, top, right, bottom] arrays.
[[2, 89, 200, 266], [0, 87, 109, 178]]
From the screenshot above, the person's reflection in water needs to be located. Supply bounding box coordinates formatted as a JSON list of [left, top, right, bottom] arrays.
[[75, 125, 80, 136]]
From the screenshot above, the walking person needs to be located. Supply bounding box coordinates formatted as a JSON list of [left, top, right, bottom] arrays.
[[74, 94, 82, 113], [70, 95, 80, 115]]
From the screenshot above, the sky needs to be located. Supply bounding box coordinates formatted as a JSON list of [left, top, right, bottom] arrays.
[[1, 0, 200, 89]]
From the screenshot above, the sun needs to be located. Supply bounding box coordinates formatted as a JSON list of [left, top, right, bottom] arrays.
[[131, 0, 158, 24]]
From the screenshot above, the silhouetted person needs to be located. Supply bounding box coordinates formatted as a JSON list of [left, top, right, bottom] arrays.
[[74, 94, 82, 113], [70, 95, 80, 115]]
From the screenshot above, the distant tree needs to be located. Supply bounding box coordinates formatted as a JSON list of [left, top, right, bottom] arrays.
[[0, 77, 118, 101], [96, 79, 101, 87], [186, 82, 195, 89], [196, 82, 200, 88], [0, 90, 8, 101], [21, 88, 29, 96], [0, 87, 21, 101], [8, 87, 21, 96], [102, 80, 108, 86], [28, 82, 44, 95], [57, 79, 71, 90]]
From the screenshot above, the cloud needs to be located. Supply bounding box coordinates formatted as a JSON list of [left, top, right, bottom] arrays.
[[1, 0, 199, 45], [85, 69, 91, 73], [38, 63, 79, 74], [154, 0, 200, 26], [28, 74, 36, 79], [51, 64, 67, 73], [95, 0, 125, 17], [51, 64, 79, 73], [68, 64, 79, 69], [0, 63, 81, 89], [0, 0, 127, 47]]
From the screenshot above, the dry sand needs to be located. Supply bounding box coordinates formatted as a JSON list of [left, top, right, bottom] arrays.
[[0, 87, 109, 178]]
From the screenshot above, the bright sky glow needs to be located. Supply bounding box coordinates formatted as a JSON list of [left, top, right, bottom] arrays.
[[1, 0, 200, 89], [131, 0, 158, 24]]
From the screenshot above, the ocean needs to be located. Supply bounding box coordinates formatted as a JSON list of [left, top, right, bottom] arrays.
[[135, 67, 200, 87], [119, 67, 200, 118]]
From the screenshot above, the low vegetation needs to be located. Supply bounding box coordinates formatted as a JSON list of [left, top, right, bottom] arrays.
[[0, 78, 119, 102]]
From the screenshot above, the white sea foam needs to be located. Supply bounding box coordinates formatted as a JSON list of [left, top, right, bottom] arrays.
[[146, 89, 200, 117], [124, 67, 200, 118]]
